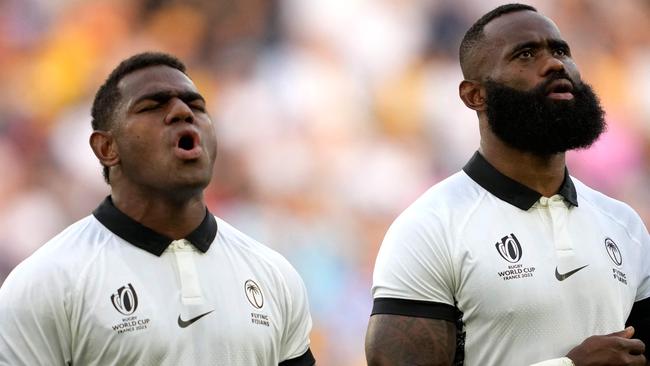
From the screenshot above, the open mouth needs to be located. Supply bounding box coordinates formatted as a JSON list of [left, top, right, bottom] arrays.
[[546, 79, 574, 100], [174, 131, 202, 159], [178, 134, 195, 150], [550, 83, 572, 94]]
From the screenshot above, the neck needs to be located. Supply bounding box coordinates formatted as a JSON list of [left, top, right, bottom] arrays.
[[479, 128, 567, 198], [110, 186, 207, 240]]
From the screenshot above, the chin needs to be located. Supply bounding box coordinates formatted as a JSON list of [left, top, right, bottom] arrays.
[[181, 177, 211, 191], [168, 172, 211, 193]]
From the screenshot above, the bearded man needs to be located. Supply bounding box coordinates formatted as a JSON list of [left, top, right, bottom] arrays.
[[366, 3, 650, 366]]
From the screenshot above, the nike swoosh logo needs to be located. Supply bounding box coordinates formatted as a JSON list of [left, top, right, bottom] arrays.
[[555, 264, 589, 281], [178, 310, 214, 328]]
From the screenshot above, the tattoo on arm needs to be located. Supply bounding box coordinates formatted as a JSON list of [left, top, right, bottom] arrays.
[[366, 314, 457, 366]]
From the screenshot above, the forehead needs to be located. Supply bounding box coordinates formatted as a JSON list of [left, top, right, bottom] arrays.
[[118, 65, 197, 103], [483, 10, 564, 51]]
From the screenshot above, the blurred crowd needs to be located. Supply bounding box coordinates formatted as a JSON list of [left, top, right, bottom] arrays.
[[1, 0, 648, 364]]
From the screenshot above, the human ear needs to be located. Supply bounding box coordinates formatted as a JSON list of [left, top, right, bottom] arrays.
[[89, 130, 120, 168], [459, 80, 487, 112]]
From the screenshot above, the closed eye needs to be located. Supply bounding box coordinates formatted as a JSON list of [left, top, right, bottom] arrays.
[[189, 101, 206, 112], [138, 104, 160, 112]]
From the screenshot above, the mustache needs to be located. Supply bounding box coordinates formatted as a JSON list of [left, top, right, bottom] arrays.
[[486, 72, 581, 96], [535, 71, 577, 92]]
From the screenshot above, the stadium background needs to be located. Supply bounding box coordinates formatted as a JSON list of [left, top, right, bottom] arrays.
[[0, 0, 648, 364]]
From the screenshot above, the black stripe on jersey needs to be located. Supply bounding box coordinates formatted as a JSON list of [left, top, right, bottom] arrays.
[[372, 298, 465, 365], [279, 348, 315, 366], [626, 297, 650, 354], [371, 297, 459, 321]]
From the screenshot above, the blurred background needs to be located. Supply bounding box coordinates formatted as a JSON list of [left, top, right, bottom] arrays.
[[1, 0, 648, 364]]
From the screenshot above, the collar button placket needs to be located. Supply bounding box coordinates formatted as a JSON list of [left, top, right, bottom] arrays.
[[548, 195, 573, 253], [171, 239, 204, 305]]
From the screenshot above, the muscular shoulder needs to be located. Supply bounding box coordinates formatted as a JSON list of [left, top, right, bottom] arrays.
[[212, 217, 306, 291], [387, 170, 487, 244], [409, 171, 485, 215], [573, 177, 649, 242], [373, 172, 486, 302], [3, 215, 103, 289], [0, 215, 105, 320]]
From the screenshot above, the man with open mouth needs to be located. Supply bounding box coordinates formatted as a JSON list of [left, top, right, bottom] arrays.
[[0, 52, 316, 366]]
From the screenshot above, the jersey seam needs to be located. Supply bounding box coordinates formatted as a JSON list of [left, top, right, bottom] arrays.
[[215, 223, 291, 295], [214, 219, 296, 348], [575, 189, 645, 249], [68, 217, 108, 356], [453, 173, 492, 294]]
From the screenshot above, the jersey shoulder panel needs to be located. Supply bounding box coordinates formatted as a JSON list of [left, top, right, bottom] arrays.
[[212, 216, 310, 308], [4, 215, 102, 284], [388, 171, 488, 249], [2, 214, 123, 307], [213, 217, 313, 361], [0, 217, 103, 365], [573, 177, 649, 244], [407, 171, 487, 217], [573, 177, 650, 301], [372, 171, 487, 303], [213, 216, 301, 278]]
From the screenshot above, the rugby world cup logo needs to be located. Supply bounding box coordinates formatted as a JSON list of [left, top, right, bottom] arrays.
[[495, 233, 523, 263], [111, 283, 139, 315]]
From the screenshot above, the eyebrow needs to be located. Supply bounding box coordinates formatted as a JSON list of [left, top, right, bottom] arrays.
[[131, 90, 205, 108], [510, 39, 570, 55]]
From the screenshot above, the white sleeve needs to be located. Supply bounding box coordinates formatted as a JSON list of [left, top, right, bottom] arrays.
[[276, 257, 313, 362], [372, 210, 456, 305], [0, 260, 72, 366], [633, 217, 650, 301]]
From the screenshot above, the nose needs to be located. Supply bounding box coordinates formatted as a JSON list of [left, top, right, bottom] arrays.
[[165, 98, 194, 124], [539, 53, 566, 77]]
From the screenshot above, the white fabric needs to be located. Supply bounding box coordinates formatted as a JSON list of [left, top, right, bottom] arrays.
[[530, 357, 575, 366], [0, 216, 312, 366], [372, 171, 650, 365]]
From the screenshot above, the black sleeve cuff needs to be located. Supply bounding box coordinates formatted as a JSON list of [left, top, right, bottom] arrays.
[[371, 297, 459, 322], [279, 348, 315, 366]]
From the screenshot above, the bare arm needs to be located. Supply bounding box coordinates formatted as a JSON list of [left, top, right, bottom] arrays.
[[365, 314, 456, 366]]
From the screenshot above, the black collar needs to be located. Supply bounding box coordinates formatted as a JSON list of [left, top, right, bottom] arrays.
[[92, 196, 218, 256], [462, 151, 578, 210]]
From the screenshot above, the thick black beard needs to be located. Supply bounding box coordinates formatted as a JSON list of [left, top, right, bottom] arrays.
[[485, 74, 606, 155]]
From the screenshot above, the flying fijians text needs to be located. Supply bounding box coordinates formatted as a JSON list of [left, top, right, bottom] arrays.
[[251, 312, 270, 326]]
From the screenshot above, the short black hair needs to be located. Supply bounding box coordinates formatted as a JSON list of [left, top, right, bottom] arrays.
[[91, 52, 187, 131], [459, 3, 537, 79], [91, 52, 187, 183]]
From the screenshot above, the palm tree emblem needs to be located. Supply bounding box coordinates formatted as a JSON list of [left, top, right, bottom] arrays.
[[245, 280, 264, 309], [605, 238, 623, 266]]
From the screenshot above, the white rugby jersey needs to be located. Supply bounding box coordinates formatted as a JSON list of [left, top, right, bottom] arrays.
[[371, 152, 650, 365], [0, 197, 314, 366]]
